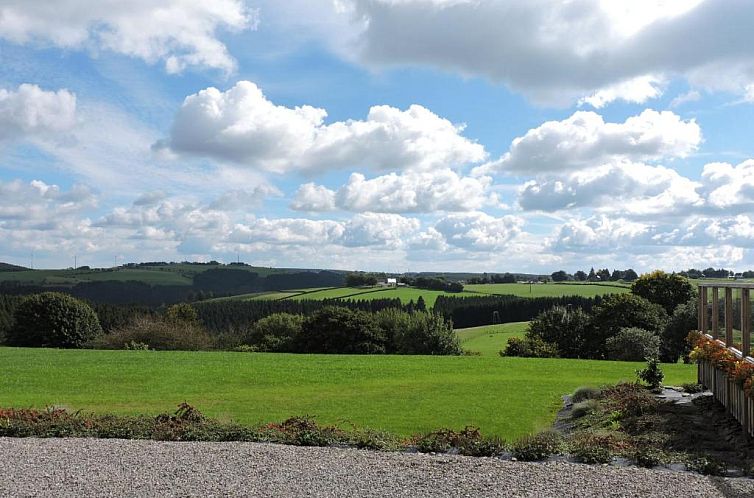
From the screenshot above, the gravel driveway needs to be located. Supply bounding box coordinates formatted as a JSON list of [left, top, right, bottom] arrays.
[[2, 437, 753, 497]]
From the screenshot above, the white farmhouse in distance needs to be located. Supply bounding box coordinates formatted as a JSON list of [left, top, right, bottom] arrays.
[[386, 278, 397, 286]]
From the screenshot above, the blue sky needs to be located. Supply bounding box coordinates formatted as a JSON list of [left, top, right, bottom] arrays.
[[2, 0, 754, 273]]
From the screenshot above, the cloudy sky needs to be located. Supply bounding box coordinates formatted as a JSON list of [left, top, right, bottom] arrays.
[[2, 0, 754, 273]]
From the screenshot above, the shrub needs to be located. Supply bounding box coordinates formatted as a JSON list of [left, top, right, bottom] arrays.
[[164, 303, 199, 324], [414, 427, 504, 457], [636, 358, 665, 389], [375, 309, 461, 355], [501, 336, 559, 358], [572, 386, 601, 403], [351, 429, 402, 451], [570, 442, 613, 464], [661, 297, 697, 363], [297, 307, 387, 354], [601, 383, 659, 417], [511, 431, 564, 461], [246, 313, 304, 352], [685, 455, 727, 476], [571, 399, 599, 419], [90, 316, 214, 351], [526, 306, 592, 358], [605, 327, 660, 362], [681, 383, 705, 394], [631, 270, 695, 315], [589, 294, 668, 359], [632, 447, 665, 468], [263, 416, 343, 447], [7, 292, 102, 348]]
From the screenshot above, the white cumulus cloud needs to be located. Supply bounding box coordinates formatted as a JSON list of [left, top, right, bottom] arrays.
[[0, 0, 254, 73], [0, 84, 76, 142], [339, 0, 754, 105], [433, 212, 524, 251], [476, 109, 701, 176], [155, 81, 486, 174], [291, 169, 492, 213], [518, 161, 703, 215]]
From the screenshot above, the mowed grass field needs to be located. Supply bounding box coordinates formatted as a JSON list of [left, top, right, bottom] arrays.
[[215, 282, 629, 306], [0, 347, 695, 440], [464, 282, 630, 298], [457, 322, 529, 356]]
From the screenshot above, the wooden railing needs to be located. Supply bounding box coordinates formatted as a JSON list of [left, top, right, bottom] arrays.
[[697, 282, 754, 436], [698, 281, 753, 359]]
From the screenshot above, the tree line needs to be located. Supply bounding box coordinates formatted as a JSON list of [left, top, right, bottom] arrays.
[[433, 294, 603, 328]]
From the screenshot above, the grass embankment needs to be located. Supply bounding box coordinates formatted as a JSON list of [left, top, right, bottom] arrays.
[[0, 347, 694, 440], [457, 322, 528, 356]]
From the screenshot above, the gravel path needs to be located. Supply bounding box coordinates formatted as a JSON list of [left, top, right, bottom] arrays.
[[2, 437, 753, 497]]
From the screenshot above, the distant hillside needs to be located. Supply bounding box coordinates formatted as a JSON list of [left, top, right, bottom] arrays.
[[0, 262, 28, 272], [0, 263, 348, 305]]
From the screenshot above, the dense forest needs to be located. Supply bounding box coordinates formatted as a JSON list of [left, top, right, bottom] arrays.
[[0, 269, 346, 306]]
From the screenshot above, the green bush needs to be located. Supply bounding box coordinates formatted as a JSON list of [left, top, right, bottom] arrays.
[[605, 327, 660, 362], [501, 336, 559, 358], [7, 292, 102, 348], [632, 447, 665, 468], [661, 297, 697, 363], [297, 307, 387, 354], [572, 386, 601, 403], [637, 363, 665, 390], [511, 431, 564, 461], [375, 308, 461, 355], [246, 313, 304, 352], [636, 358, 664, 389], [589, 294, 668, 359], [681, 383, 704, 394], [90, 316, 214, 351], [414, 427, 504, 456], [527, 306, 592, 358], [571, 442, 613, 464], [685, 455, 727, 476], [601, 383, 659, 417], [164, 303, 199, 324]]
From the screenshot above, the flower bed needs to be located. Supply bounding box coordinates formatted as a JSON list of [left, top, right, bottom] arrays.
[[688, 331, 754, 436]]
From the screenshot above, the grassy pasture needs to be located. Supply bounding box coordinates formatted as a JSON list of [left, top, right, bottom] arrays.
[[457, 322, 529, 356], [0, 347, 695, 440], [286, 286, 478, 306], [464, 282, 630, 298]]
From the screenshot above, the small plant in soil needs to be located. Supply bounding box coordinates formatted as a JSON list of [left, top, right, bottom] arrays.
[[636, 357, 664, 390], [631, 447, 665, 468], [571, 399, 599, 419], [680, 383, 704, 394], [571, 386, 601, 403], [685, 455, 727, 476]]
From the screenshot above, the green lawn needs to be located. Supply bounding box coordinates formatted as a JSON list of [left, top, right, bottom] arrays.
[[464, 282, 630, 298], [457, 322, 529, 356], [286, 286, 477, 306], [0, 347, 695, 440]]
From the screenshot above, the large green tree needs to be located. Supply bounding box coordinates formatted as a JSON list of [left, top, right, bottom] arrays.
[[7, 292, 102, 348], [589, 293, 668, 359], [631, 270, 695, 315]]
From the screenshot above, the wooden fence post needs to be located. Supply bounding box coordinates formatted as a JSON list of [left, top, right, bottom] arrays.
[[743, 288, 751, 357], [712, 287, 719, 340], [726, 288, 734, 347]]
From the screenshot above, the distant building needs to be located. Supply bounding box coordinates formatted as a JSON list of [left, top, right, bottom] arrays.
[[387, 278, 397, 286]]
